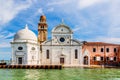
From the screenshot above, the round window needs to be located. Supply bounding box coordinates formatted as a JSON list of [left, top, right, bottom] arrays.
[[18, 47, 23, 50], [32, 47, 35, 50], [60, 37, 65, 42]]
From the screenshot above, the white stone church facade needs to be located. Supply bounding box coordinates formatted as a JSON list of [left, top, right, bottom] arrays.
[[11, 15, 83, 66], [41, 24, 82, 66]]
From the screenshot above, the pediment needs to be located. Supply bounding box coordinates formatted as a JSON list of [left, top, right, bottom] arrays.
[[52, 24, 73, 34]]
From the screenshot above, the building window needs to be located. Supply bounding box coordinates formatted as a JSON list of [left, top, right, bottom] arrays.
[[31, 47, 35, 50], [101, 48, 104, 52], [106, 57, 109, 61], [18, 46, 23, 50], [46, 50, 49, 59], [106, 48, 109, 52], [114, 48, 117, 53], [114, 57, 116, 61], [41, 26, 43, 28], [93, 57, 96, 61], [32, 56, 34, 60], [96, 56, 100, 61], [75, 49, 78, 59], [110, 57, 114, 61], [60, 37, 65, 42], [101, 57, 103, 61], [93, 48, 96, 52]]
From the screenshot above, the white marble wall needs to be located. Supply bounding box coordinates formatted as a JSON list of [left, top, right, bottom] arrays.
[[41, 45, 82, 66], [11, 42, 40, 65]]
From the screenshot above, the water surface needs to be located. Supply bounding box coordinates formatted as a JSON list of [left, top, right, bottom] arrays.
[[0, 68, 120, 80]]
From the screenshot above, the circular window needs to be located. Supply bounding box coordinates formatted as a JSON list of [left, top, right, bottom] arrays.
[[18, 47, 23, 50], [60, 37, 65, 42], [31, 47, 35, 50]]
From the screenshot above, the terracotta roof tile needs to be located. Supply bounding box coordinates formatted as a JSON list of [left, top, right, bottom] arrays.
[[84, 42, 120, 46]]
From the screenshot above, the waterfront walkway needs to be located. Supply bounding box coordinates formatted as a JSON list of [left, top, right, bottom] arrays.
[[63, 65, 120, 68]]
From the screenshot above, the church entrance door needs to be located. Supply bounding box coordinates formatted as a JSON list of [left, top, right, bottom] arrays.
[[84, 56, 88, 65], [18, 57, 22, 64], [60, 58, 64, 64]]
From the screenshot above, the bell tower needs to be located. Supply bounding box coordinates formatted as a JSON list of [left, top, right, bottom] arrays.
[[38, 15, 48, 44]]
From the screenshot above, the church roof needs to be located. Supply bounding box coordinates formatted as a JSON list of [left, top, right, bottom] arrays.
[[14, 24, 37, 42], [84, 42, 120, 46]]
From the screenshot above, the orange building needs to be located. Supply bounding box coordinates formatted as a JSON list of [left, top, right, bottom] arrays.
[[82, 42, 120, 66]]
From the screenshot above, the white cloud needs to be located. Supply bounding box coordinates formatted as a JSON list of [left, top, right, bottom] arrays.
[[33, 8, 44, 17], [0, 31, 15, 39], [1, 0, 120, 48], [79, 36, 120, 44], [4, 32, 15, 39], [47, 0, 70, 6], [0, 41, 11, 48], [107, 0, 120, 38], [78, 0, 108, 9], [73, 25, 80, 32], [94, 37, 120, 44], [37, 8, 44, 14], [45, 0, 120, 44], [0, 36, 12, 48], [0, 0, 34, 26], [47, 7, 54, 12], [0, 31, 15, 48]]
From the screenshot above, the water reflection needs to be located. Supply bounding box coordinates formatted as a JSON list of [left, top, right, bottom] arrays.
[[24, 69, 40, 80], [24, 69, 64, 80], [0, 68, 120, 80]]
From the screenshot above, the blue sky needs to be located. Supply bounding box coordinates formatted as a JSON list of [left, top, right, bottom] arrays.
[[0, 0, 120, 60]]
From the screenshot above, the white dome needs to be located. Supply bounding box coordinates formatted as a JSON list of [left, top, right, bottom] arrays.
[[14, 25, 37, 41]]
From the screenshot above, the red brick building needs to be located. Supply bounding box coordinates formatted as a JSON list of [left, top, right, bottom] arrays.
[[82, 42, 120, 66]]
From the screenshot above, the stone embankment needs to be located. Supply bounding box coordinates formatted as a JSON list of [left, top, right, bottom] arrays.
[[0, 65, 62, 69]]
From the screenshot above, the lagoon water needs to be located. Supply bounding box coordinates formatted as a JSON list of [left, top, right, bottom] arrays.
[[0, 68, 120, 80]]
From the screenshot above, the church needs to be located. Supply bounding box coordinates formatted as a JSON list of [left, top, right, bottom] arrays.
[[11, 15, 83, 66], [11, 15, 120, 66]]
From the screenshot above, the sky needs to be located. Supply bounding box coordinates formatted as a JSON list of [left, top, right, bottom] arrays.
[[0, 0, 120, 60]]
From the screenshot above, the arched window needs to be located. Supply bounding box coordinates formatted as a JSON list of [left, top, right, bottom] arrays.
[[46, 50, 49, 59], [93, 57, 96, 61], [114, 48, 117, 53], [101, 48, 104, 52], [93, 48, 96, 52], [106, 48, 109, 52], [75, 49, 78, 59], [114, 57, 116, 61]]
